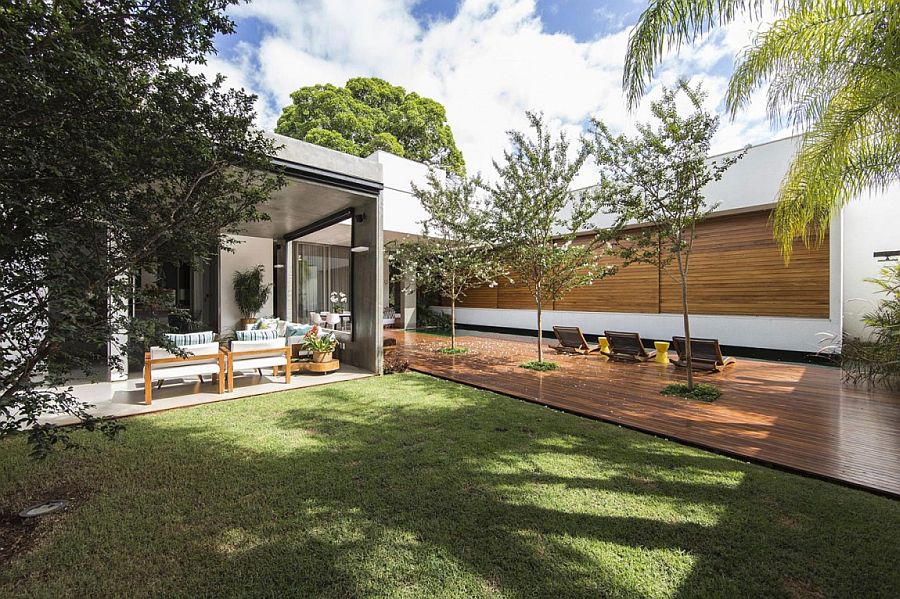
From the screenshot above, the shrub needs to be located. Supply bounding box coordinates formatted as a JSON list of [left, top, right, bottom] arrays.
[[661, 383, 721, 402], [383, 356, 410, 375], [842, 264, 900, 389], [520, 361, 559, 372], [437, 347, 468, 355]]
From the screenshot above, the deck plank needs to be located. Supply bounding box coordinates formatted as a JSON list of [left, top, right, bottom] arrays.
[[388, 331, 900, 498]]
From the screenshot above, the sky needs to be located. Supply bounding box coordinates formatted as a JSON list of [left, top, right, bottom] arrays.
[[203, 0, 789, 185]]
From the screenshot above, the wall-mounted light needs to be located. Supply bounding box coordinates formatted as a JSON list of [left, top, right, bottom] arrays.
[[273, 264, 285, 269], [350, 246, 369, 253], [874, 250, 900, 262]]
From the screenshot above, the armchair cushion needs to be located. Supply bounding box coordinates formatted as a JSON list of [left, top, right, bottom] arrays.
[[149, 342, 220, 369], [236, 328, 278, 342], [164, 331, 214, 347]]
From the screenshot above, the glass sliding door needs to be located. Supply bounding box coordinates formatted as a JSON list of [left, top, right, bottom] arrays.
[[292, 243, 352, 326]]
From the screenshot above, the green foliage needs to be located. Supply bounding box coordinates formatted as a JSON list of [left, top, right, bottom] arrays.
[[437, 347, 469, 355], [490, 112, 611, 363], [0, 0, 283, 455], [661, 382, 722, 401], [519, 360, 560, 371], [276, 77, 466, 175], [415, 301, 452, 330], [232, 266, 272, 319], [842, 264, 900, 389], [622, 0, 900, 258], [0, 374, 897, 596], [389, 170, 505, 348], [593, 82, 744, 389]]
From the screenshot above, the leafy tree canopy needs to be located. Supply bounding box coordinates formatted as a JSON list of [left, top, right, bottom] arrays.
[[276, 77, 466, 174], [622, 0, 900, 258], [0, 0, 283, 455]]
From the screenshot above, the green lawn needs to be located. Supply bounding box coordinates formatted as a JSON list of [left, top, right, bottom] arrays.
[[1, 373, 897, 597]]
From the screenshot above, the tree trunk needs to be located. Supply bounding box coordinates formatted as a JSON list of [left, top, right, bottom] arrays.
[[450, 299, 456, 349], [536, 297, 544, 363], [677, 254, 694, 390]]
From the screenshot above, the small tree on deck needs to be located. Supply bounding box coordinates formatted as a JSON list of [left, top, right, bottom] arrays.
[[490, 112, 610, 366], [592, 82, 744, 389], [388, 171, 503, 351]]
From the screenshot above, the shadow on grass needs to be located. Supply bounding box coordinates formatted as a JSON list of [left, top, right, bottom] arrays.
[[0, 373, 897, 598]]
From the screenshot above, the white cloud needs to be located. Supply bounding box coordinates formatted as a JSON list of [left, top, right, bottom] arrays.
[[209, 0, 784, 183]]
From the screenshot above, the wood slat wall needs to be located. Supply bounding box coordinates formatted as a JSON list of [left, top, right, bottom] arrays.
[[452, 209, 830, 318]]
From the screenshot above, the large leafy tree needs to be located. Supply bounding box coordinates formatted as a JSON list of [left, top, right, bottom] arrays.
[[623, 0, 900, 257], [593, 82, 744, 390], [489, 113, 610, 367], [388, 171, 504, 352], [276, 77, 466, 175], [0, 0, 283, 455]]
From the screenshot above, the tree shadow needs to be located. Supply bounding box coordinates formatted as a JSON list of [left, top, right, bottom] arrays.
[[1, 373, 897, 597]]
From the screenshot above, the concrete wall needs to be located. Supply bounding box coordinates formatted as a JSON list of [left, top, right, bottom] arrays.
[[842, 183, 900, 339], [218, 235, 275, 333], [340, 195, 384, 372]]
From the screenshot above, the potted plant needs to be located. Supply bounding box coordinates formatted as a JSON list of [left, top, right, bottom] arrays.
[[301, 325, 338, 362], [329, 290, 348, 313], [233, 265, 271, 329]]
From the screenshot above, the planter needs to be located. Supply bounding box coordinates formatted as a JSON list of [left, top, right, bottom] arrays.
[[312, 351, 333, 363], [239, 317, 257, 329]]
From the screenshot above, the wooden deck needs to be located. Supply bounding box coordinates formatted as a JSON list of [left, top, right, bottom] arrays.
[[387, 330, 900, 498]]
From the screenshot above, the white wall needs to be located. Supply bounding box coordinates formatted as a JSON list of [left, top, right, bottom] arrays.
[[368, 150, 439, 237], [841, 183, 900, 339], [219, 235, 274, 333]]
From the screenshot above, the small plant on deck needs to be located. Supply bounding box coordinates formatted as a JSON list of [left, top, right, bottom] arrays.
[[520, 360, 560, 372], [661, 383, 721, 402]]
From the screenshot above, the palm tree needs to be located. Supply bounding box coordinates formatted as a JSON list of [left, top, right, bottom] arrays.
[[623, 0, 899, 257]]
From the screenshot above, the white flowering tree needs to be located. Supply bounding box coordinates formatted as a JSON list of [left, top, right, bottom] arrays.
[[592, 81, 744, 389], [388, 170, 505, 352], [489, 112, 611, 368]]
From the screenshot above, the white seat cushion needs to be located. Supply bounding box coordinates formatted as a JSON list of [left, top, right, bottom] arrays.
[[147, 362, 221, 382], [231, 356, 288, 372], [148, 342, 220, 370]]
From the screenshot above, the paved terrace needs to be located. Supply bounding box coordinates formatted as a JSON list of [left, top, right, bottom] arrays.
[[387, 330, 900, 498]]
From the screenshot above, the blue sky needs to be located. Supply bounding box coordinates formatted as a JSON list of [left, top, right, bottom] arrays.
[[203, 0, 783, 182]]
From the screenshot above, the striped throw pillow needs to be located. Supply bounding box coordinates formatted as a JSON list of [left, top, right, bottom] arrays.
[[236, 328, 278, 341], [165, 331, 215, 347]]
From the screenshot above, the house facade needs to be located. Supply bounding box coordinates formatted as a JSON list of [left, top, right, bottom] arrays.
[[438, 136, 898, 356]]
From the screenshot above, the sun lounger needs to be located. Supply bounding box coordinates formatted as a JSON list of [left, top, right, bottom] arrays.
[[671, 336, 736, 371], [602, 331, 657, 362], [550, 326, 602, 355]]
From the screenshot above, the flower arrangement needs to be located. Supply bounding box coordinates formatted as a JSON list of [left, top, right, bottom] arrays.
[[300, 325, 337, 353], [329, 290, 348, 313]]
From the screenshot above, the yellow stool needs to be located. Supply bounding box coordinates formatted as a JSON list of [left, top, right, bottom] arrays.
[[598, 336, 610, 355], [654, 341, 670, 364]]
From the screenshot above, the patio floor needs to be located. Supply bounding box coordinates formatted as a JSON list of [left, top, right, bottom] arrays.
[[42, 365, 371, 425], [387, 329, 900, 498]]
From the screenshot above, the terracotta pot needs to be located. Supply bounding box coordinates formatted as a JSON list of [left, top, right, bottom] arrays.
[[312, 351, 332, 363], [239, 317, 258, 329]]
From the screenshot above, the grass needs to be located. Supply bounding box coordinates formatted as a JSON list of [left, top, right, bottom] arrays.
[[437, 347, 468, 355], [661, 382, 722, 402], [519, 360, 560, 371], [0, 373, 897, 597]]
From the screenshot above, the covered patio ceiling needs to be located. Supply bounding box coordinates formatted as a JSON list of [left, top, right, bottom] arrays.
[[236, 176, 376, 240]]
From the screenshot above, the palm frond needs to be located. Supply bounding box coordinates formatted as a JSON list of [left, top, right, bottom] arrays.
[[624, 0, 769, 108], [773, 68, 900, 257]]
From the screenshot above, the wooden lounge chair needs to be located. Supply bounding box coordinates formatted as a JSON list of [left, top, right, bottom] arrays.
[[143, 342, 226, 405], [602, 331, 657, 362], [550, 326, 602, 355], [671, 336, 736, 371]]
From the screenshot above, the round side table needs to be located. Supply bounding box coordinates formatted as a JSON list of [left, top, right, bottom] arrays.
[[654, 341, 670, 364]]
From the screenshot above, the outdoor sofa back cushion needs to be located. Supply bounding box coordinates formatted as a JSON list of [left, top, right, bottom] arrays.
[[149, 342, 220, 369], [230, 337, 286, 358], [236, 328, 278, 342], [285, 323, 313, 338], [165, 331, 214, 347], [251, 317, 280, 331]]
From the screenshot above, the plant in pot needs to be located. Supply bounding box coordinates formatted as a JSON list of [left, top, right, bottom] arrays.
[[301, 325, 338, 363], [233, 265, 271, 329]]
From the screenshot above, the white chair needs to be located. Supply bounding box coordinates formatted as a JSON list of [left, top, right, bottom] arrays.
[[309, 311, 324, 326], [143, 342, 224, 405], [223, 338, 291, 391], [325, 312, 342, 330]]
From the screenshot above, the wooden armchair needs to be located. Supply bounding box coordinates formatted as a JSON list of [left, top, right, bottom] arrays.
[[143, 342, 225, 405], [222, 338, 291, 392]]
